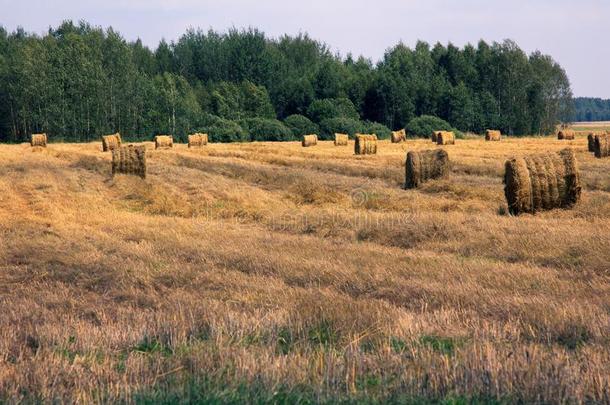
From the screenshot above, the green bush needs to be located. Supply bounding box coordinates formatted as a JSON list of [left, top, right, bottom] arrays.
[[283, 114, 319, 137], [319, 117, 363, 139], [362, 121, 391, 140], [406, 115, 457, 138], [307, 98, 360, 124], [201, 117, 248, 143], [240, 118, 294, 142]]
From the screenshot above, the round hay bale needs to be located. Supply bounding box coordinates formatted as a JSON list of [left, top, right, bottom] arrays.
[[354, 134, 377, 155], [112, 145, 147, 179], [504, 148, 581, 215], [588, 133, 596, 152], [302, 134, 318, 147], [557, 129, 575, 140], [485, 130, 501, 141], [594, 134, 610, 158], [405, 149, 450, 189], [102, 133, 122, 152], [437, 131, 455, 145], [391, 129, 407, 143], [431, 131, 442, 143], [31, 133, 47, 147], [155, 135, 173, 149], [334, 133, 348, 146], [188, 133, 208, 148]]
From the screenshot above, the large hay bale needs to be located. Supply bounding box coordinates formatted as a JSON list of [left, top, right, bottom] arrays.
[[391, 129, 407, 143], [155, 135, 173, 149], [594, 134, 610, 158], [354, 134, 377, 155], [31, 133, 47, 147], [437, 131, 455, 145], [504, 148, 581, 215], [188, 133, 208, 148], [334, 133, 349, 146], [302, 134, 318, 147], [102, 133, 122, 152], [431, 131, 442, 143], [112, 145, 147, 179], [588, 133, 596, 152], [485, 129, 501, 141], [588, 131, 607, 153], [404, 149, 450, 189], [557, 129, 575, 140]]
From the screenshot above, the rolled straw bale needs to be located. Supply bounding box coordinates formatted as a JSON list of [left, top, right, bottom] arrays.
[[155, 135, 173, 149], [594, 134, 610, 158], [112, 145, 147, 179], [102, 133, 122, 152], [485, 130, 501, 141], [588, 133, 596, 152], [405, 149, 450, 189], [334, 133, 349, 146], [557, 129, 575, 140], [188, 133, 208, 148], [354, 134, 377, 155], [302, 134, 318, 147], [437, 131, 455, 145], [31, 133, 47, 147], [391, 129, 407, 143], [431, 131, 442, 143], [504, 148, 581, 215]]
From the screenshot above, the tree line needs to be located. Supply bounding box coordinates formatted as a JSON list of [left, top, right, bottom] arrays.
[[0, 20, 573, 143], [572, 97, 610, 122]]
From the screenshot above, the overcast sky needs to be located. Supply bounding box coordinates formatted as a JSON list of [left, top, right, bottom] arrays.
[[1, 0, 608, 98]]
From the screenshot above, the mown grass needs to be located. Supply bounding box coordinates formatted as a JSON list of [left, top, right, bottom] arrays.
[[0, 137, 608, 403]]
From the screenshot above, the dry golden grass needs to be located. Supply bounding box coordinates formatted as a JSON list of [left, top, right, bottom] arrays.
[[0, 136, 609, 403]]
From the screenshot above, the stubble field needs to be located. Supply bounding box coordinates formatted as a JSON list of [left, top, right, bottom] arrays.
[[0, 136, 609, 403]]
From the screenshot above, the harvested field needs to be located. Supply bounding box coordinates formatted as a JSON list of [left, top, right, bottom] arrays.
[[0, 136, 609, 403]]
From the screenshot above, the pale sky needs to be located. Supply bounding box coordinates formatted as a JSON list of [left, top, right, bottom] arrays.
[[1, 0, 608, 98]]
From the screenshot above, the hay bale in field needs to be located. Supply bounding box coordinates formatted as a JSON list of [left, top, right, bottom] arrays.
[[391, 129, 407, 143], [334, 133, 349, 146], [102, 133, 122, 152], [112, 145, 147, 179], [431, 131, 442, 143], [485, 129, 501, 141], [404, 149, 450, 189], [31, 133, 47, 147], [588, 133, 596, 152], [594, 134, 610, 158], [354, 134, 377, 155], [155, 135, 173, 149], [557, 129, 575, 140], [437, 131, 455, 145], [188, 133, 208, 148], [504, 148, 581, 215], [302, 134, 318, 147]]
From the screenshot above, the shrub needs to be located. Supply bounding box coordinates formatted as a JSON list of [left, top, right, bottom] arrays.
[[406, 115, 454, 138], [362, 121, 391, 140], [284, 114, 320, 137], [307, 98, 360, 124], [201, 117, 248, 143], [319, 117, 363, 139], [240, 118, 294, 142]]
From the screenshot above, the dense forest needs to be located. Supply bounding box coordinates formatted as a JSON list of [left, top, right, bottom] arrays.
[[0, 20, 573, 143], [572, 97, 610, 122]]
